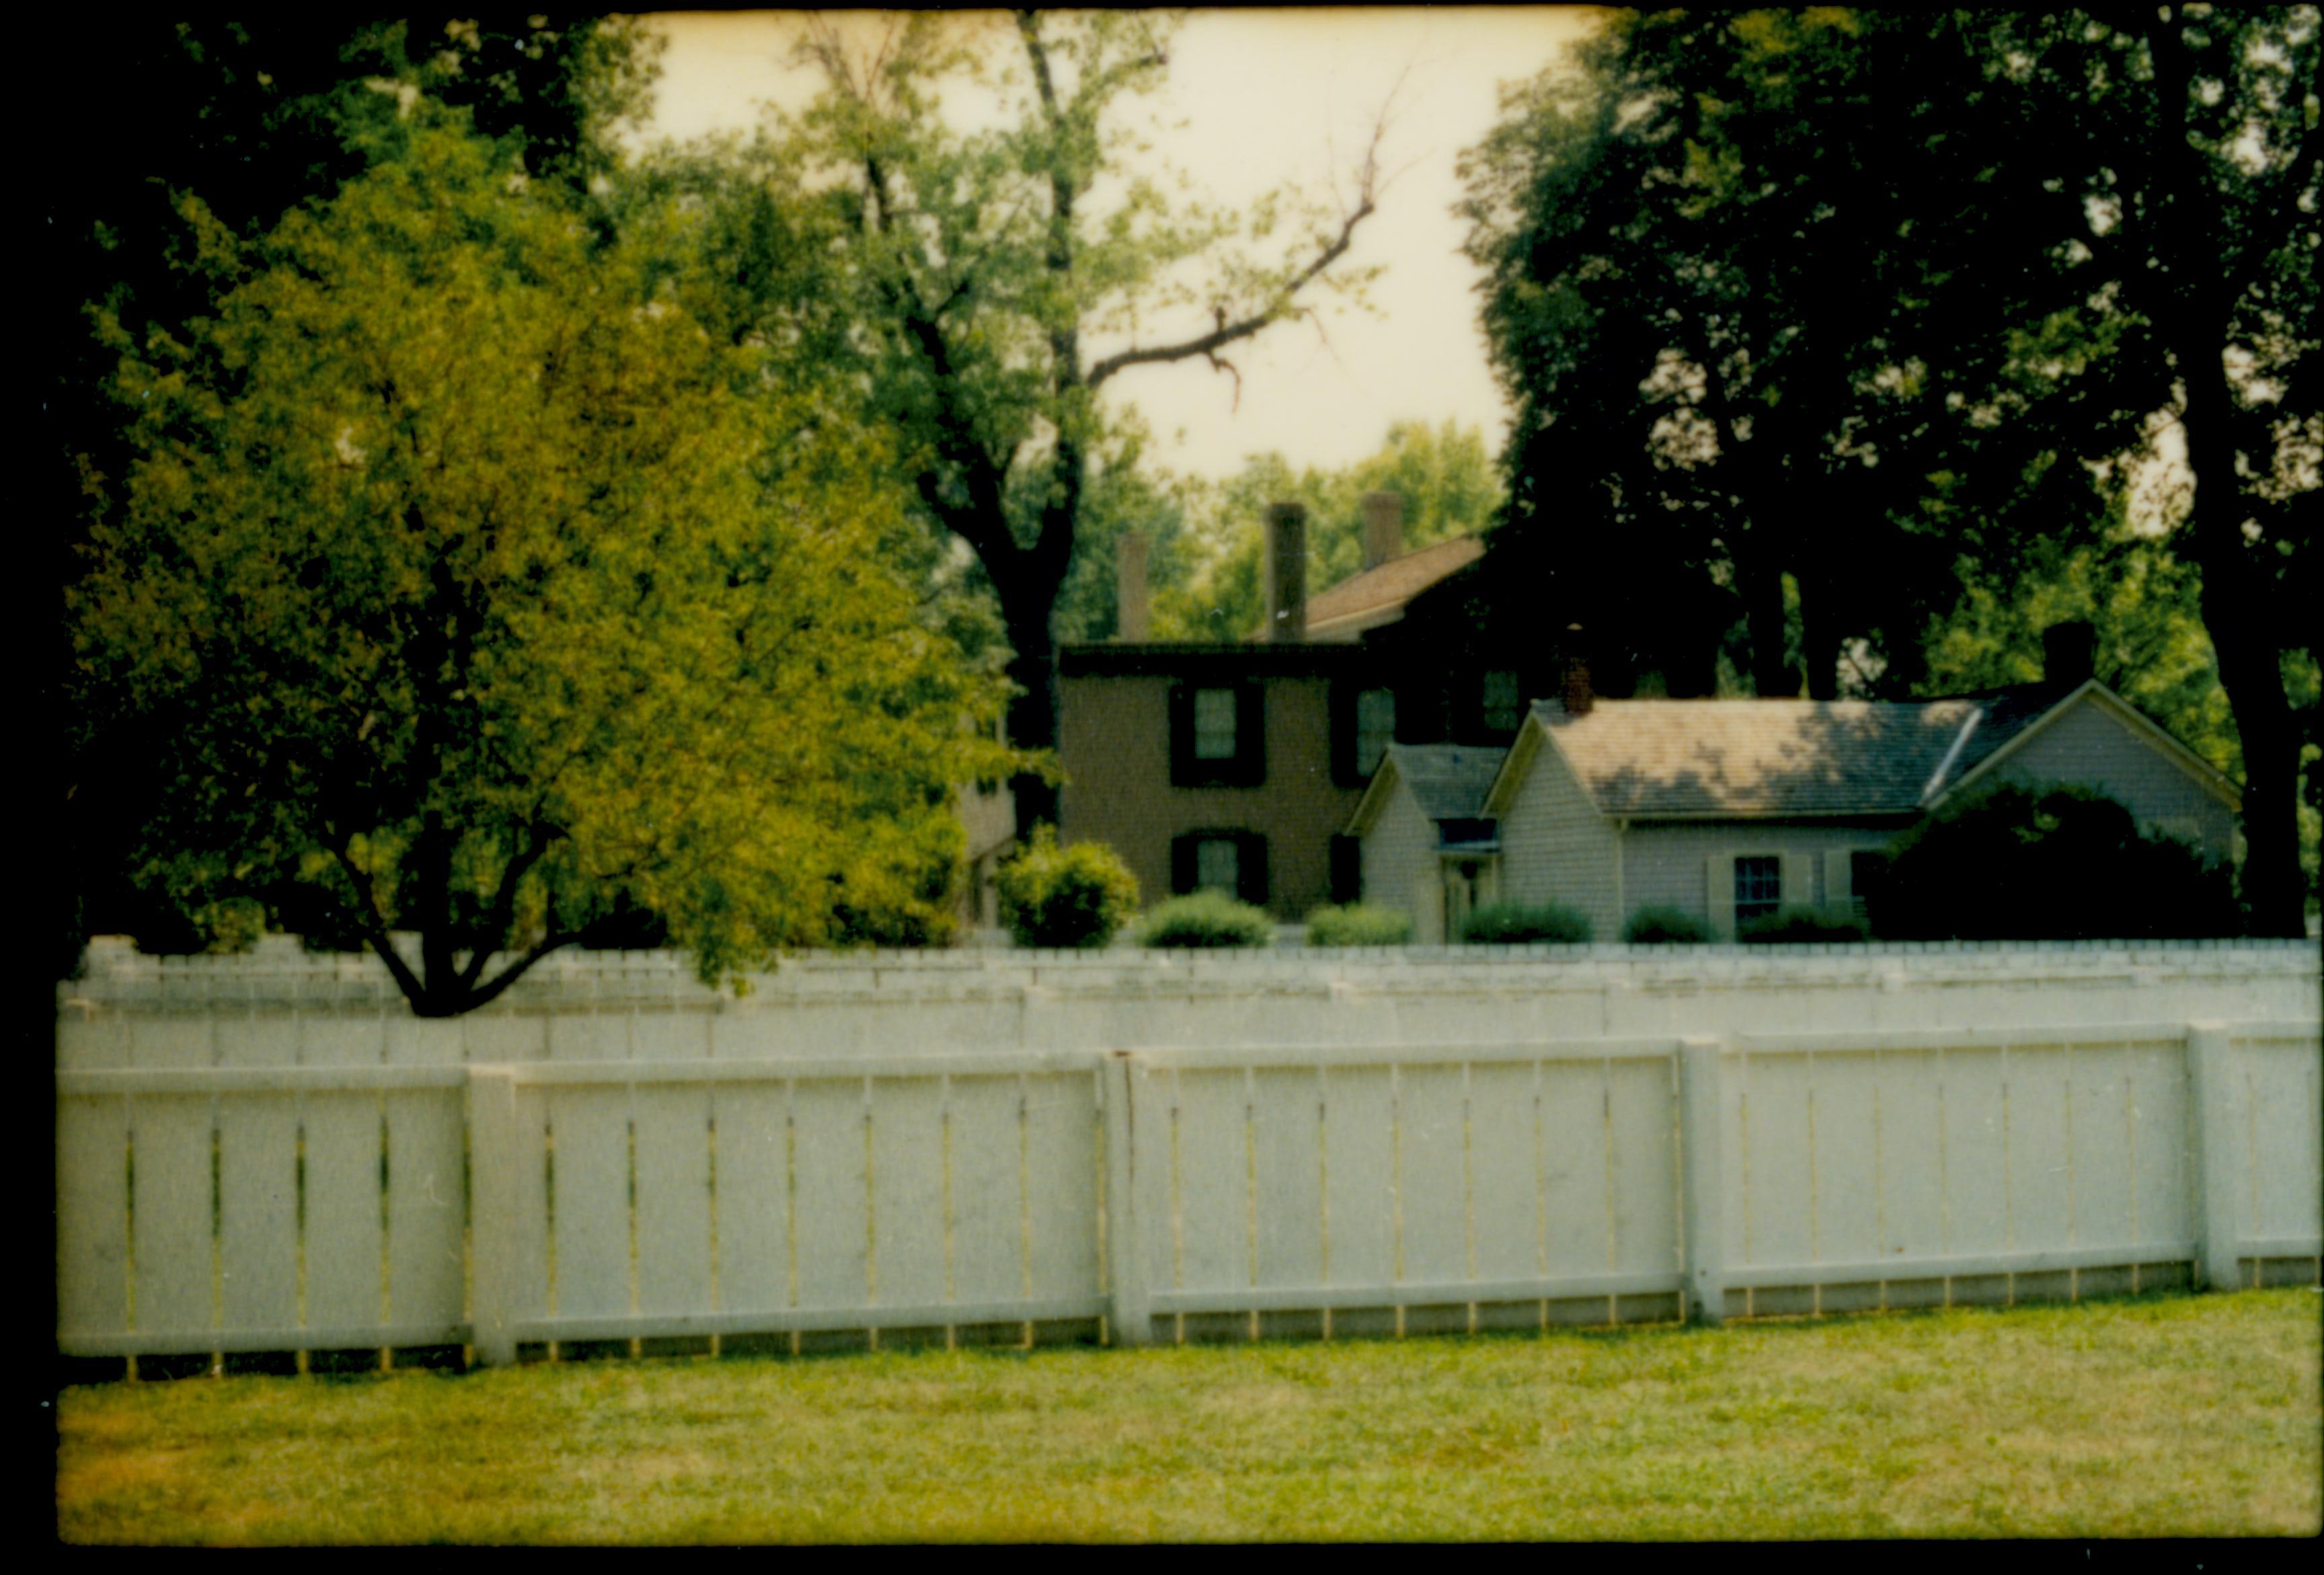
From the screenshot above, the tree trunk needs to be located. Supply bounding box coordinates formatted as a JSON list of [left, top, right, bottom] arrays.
[[1796, 563, 1843, 701], [2179, 388, 2306, 937], [1738, 541, 1797, 697], [997, 576, 1064, 837]]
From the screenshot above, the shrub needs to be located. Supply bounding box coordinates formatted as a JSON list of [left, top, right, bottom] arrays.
[[1459, 902, 1592, 945], [1873, 783, 2241, 941], [1621, 905, 1713, 944], [1140, 890, 1276, 948], [1738, 905, 1869, 944], [1305, 903, 1413, 947], [995, 829, 1139, 950]]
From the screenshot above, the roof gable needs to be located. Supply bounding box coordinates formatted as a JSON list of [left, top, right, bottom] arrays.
[[1931, 680, 2243, 811], [1268, 535, 1485, 642]]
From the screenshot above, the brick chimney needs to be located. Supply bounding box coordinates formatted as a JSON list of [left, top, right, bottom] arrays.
[[1264, 502, 1307, 643], [1115, 531, 1150, 642], [1360, 491, 1403, 570], [2043, 621, 2095, 687], [1561, 624, 1593, 716]]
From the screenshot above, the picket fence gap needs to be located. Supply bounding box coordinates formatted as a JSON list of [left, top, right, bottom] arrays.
[[54, 949, 2324, 1369]]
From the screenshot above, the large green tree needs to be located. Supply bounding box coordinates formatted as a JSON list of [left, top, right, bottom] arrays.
[[754, 9, 1387, 832], [67, 128, 1012, 1013], [1462, 6, 2317, 927], [46, 16, 662, 966]]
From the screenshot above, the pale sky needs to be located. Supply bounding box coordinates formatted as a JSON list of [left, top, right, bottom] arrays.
[[640, 8, 1603, 481]]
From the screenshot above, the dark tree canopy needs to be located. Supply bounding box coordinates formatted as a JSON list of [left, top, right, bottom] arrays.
[[1461, 6, 2318, 928]]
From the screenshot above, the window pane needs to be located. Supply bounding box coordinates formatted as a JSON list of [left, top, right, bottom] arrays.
[[1195, 837, 1241, 894], [1193, 687, 1239, 759], [1736, 854, 1781, 926], [1481, 670, 1522, 732], [1356, 688, 1395, 776]]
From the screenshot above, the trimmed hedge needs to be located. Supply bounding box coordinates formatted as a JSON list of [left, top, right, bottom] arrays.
[[1140, 891, 1276, 949], [1621, 905, 1713, 944], [1459, 902, 1592, 945], [1304, 903, 1413, 947], [995, 829, 1140, 950], [1738, 905, 1869, 944]]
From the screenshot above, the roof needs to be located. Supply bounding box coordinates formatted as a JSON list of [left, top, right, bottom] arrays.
[[1510, 689, 2083, 819], [1266, 535, 1485, 643], [1060, 642, 1366, 679], [1381, 743, 1508, 820]]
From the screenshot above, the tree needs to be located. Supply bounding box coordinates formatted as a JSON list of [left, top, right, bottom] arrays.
[[46, 15, 663, 967], [1460, 7, 2318, 927], [1459, 11, 2051, 701], [1976, 6, 2319, 933], [1155, 419, 1503, 642], [67, 128, 1013, 1013], [761, 10, 1387, 832]]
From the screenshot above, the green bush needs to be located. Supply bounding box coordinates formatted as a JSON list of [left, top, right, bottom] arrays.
[[995, 829, 1140, 950], [1459, 902, 1592, 945], [1738, 905, 1869, 944], [1621, 905, 1713, 944], [1873, 783, 2241, 941], [1140, 890, 1276, 949], [1304, 903, 1413, 947]]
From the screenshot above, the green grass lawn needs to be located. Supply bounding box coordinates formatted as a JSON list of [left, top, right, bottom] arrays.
[[56, 1288, 2321, 1543]]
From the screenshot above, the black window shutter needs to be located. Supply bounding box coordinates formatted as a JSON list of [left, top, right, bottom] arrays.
[[1329, 681, 1357, 786], [1168, 684, 1194, 787], [1237, 833, 1270, 907], [1170, 833, 1198, 896], [1235, 681, 1266, 786], [1329, 835, 1362, 905]]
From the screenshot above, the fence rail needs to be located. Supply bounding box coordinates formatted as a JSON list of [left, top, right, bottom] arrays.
[[55, 1003, 2323, 1366]]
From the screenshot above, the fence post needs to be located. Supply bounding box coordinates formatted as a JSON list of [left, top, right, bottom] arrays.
[[2187, 1024, 2247, 1293], [1101, 1051, 1152, 1347], [466, 1067, 522, 1367], [1678, 1037, 1728, 1326]]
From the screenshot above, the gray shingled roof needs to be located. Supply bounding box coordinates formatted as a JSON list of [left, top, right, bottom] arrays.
[[1383, 743, 1508, 820], [1526, 687, 2078, 818]]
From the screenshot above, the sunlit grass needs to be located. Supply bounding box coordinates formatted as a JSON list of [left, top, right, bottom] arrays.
[[58, 1287, 2321, 1543]]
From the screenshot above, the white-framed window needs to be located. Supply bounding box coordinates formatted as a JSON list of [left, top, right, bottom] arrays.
[[1192, 687, 1239, 760], [1194, 836, 1241, 894], [1734, 855, 1782, 928], [1355, 687, 1396, 777]]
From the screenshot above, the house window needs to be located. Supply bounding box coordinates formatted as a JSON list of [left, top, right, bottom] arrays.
[[1195, 836, 1241, 894], [1173, 831, 1269, 905], [1480, 670, 1523, 732], [1193, 687, 1239, 760], [1171, 682, 1264, 787], [1735, 855, 1782, 928], [1356, 688, 1396, 777]]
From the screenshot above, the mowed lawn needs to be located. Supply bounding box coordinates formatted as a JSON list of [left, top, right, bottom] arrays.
[[57, 1288, 2321, 1543]]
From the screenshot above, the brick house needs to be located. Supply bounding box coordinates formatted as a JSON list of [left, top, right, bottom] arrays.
[[1056, 493, 1537, 917]]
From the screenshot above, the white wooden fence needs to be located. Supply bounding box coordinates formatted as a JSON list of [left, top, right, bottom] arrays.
[[55, 949, 2321, 1369]]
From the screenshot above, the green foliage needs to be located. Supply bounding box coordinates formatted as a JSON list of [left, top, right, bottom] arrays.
[[1303, 903, 1413, 948], [66, 127, 1016, 1013], [1738, 907, 1871, 946], [1875, 784, 2242, 943], [1139, 892, 1276, 950], [1154, 420, 1505, 642], [703, 11, 1389, 831], [1621, 907, 1714, 946], [1459, 902, 1592, 946], [995, 829, 1140, 950], [1459, 7, 2317, 929]]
